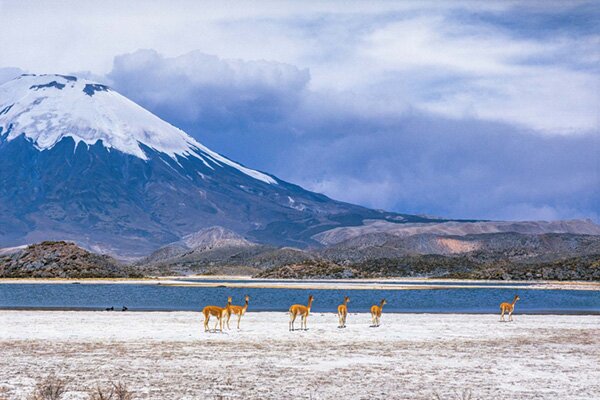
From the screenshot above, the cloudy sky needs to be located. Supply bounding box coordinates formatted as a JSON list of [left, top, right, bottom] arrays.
[[1, 0, 598, 221]]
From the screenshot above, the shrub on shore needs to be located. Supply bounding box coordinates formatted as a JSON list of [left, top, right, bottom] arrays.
[[88, 382, 133, 400], [24, 376, 134, 400], [27, 376, 68, 400]]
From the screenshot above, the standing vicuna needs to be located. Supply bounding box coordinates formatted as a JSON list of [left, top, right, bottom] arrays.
[[370, 299, 387, 327], [202, 297, 232, 332], [225, 295, 250, 330], [337, 296, 350, 328], [289, 294, 314, 331], [500, 295, 520, 322]]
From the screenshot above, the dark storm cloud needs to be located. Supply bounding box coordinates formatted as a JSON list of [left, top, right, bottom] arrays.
[[279, 112, 600, 222], [452, 1, 600, 40], [106, 50, 599, 222], [107, 49, 309, 134]]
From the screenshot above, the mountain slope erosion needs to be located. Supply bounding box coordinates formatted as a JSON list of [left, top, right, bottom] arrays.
[[0, 74, 430, 256]]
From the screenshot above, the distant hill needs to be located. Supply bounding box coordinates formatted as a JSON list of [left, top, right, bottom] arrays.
[[318, 232, 600, 263], [256, 254, 600, 281], [137, 226, 314, 275], [4, 232, 600, 280], [136, 229, 600, 280], [0, 241, 141, 278], [257, 232, 600, 280], [313, 219, 600, 245]]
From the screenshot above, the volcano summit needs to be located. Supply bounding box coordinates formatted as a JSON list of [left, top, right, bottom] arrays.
[[0, 74, 429, 256]]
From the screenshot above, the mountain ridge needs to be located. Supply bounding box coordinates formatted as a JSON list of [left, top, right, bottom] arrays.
[[2, 74, 598, 258], [127, 227, 600, 277], [0, 74, 434, 256], [3, 231, 599, 280], [313, 219, 600, 245]]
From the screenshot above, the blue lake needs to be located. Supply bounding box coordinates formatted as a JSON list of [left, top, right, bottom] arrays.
[[1, 283, 599, 314]]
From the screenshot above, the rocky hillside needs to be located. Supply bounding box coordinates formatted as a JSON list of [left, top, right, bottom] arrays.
[[0, 241, 141, 278], [256, 254, 600, 281], [256, 232, 600, 281], [256, 256, 476, 279], [451, 255, 600, 281], [319, 232, 600, 263], [6, 231, 598, 280], [138, 229, 600, 279]]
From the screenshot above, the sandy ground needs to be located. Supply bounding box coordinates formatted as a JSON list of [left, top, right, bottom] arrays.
[[1, 311, 599, 399]]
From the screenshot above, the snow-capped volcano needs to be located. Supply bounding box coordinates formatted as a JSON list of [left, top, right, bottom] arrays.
[[0, 74, 432, 256], [0, 74, 274, 183], [1, 74, 596, 258]]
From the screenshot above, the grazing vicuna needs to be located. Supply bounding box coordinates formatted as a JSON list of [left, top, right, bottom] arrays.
[[202, 297, 231, 332], [225, 295, 250, 330], [289, 294, 314, 331], [337, 296, 350, 328], [500, 295, 520, 322], [370, 299, 386, 327]]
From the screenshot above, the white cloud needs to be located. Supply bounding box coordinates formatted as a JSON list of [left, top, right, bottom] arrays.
[[0, 1, 596, 134], [358, 16, 599, 134], [420, 66, 599, 134], [362, 16, 536, 74]]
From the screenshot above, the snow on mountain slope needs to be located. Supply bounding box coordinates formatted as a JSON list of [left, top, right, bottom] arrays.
[[0, 74, 275, 184]]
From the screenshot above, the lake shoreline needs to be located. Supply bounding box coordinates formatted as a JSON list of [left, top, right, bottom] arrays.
[[0, 276, 598, 290], [1, 307, 599, 315]]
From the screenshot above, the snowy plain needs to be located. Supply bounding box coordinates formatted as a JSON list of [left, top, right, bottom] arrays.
[[1, 311, 599, 399]]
